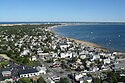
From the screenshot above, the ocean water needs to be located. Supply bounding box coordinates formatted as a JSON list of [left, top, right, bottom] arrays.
[[53, 24, 125, 52]]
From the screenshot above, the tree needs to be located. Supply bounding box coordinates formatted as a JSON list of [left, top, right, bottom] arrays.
[[18, 77, 31, 83], [84, 80, 88, 83], [0, 61, 8, 68], [61, 60, 67, 69], [59, 77, 70, 83], [71, 57, 77, 63], [107, 72, 118, 83], [108, 77, 113, 83], [92, 78, 101, 83], [23, 57, 30, 64], [37, 76, 45, 83]]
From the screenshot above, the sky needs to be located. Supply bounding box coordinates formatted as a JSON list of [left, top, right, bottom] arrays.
[[0, 0, 125, 22]]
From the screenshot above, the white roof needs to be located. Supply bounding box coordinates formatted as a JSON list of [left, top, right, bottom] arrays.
[[2, 71, 11, 75]]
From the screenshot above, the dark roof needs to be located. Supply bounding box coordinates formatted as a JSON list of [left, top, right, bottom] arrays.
[[19, 68, 38, 75], [0, 73, 3, 81], [59, 42, 68, 45]]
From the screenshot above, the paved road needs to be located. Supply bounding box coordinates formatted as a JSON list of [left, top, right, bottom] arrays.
[[38, 59, 74, 83], [39, 59, 72, 75]]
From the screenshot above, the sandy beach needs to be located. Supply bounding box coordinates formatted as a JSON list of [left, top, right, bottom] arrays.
[[49, 24, 99, 47], [66, 37, 100, 47], [50, 24, 108, 52], [0, 24, 23, 26]]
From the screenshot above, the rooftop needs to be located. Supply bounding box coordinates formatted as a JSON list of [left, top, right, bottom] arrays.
[[19, 68, 38, 75]]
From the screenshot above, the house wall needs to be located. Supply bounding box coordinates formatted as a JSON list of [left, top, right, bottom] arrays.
[[20, 72, 39, 78]]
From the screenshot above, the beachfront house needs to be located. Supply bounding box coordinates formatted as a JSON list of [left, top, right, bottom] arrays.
[[79, 50, 89, 55], [59, 43, 69, 50], [91, 54, 100, 61]]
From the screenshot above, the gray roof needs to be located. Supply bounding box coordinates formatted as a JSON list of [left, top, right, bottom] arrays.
[[19, 68, 38, 75]]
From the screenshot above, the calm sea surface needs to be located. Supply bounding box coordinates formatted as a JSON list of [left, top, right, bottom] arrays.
[[53, 25, 125, 52]]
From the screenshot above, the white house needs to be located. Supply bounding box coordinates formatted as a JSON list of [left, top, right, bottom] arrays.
[[75, 73, 87, 81], [76, 59, 82, 64], [100, 53, 112, 58], [80, 54, 86, 59], [2, 71, 11, 77], [20, 50, 30, 56], [31, 56, 37, 61], [79, 76, 92, 83], [0, 78, 13, 83], [75, 73, 83, 81], [52, 45, 57, 50], [38, 52, 49, 56], [110, 55, 115, 60], [79, 50, 89, 55], [59, 52, 72, 58], [36, 66, 47, 74], [100, 52, 106, 56], [103, 58, 110, 64], [51, 75, 60, 81], [91, 55, 100, 61], [59, 43, 68, 50], [92, 67, 99, 72], [47, 77, 55, 83], [86, 61, 91, 67]]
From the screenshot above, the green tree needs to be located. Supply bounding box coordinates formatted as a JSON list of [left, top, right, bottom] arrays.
[[18, 77, 31, 83], [71, 57, 77, 63], [107, 72, 118, 83], [108, 77, 113, 83], [92, 78, 101, 83], [18, 57, 24, 64], [61, 60, 67, 69], [37, 76, 45, 83], [84, 80, 88, 83], [0, 61, 8, 68], [23, 57, 30, 64], [59, 77, 70, 83]]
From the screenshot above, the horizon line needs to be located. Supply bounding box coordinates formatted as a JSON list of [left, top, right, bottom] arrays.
[[0, 21, 125, 23]]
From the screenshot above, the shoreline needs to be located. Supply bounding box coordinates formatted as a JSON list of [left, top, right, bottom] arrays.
[[0, 24, 23, 26], [50, 24, 108, 52], [0, 24, 44, 26], [50, 24, 125, 53]]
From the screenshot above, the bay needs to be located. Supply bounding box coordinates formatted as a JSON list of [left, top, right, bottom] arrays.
[[53, 24, 125, 52]]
